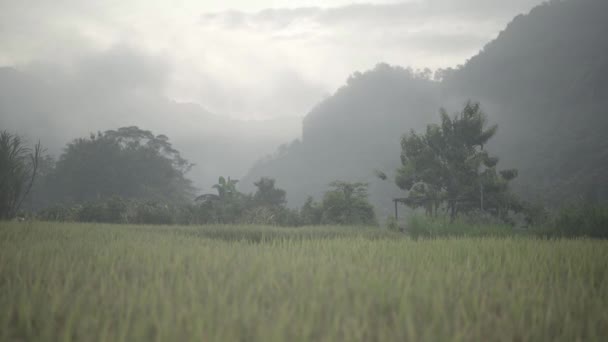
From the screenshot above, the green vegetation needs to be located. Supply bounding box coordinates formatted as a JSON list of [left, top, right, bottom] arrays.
[[33, 167, 377, 226], [404, 206, 608, 239], [30, 126, 194, 208], [2, 1, 607, 340], [395, 102, 518, 221], [5, 103, 606, 238], [537, 204, 608, 239], [319, 181, 376, 225], [0, 131, 41, 219], [244, 0, 608, 209], [1, 222, 607, 341], [406, 215, 520, 239]]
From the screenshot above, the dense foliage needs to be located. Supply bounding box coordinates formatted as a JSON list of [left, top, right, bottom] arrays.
[[537, 204, 608, 239], [49, 126, 194, 204], [395, 102, 519, 220], [35, 177, 377, 227], [0, 131, 41, 219], [4, 0, 608, 237], [320, 181, 376, 225]]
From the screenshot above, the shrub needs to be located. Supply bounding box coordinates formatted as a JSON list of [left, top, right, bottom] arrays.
[[520, 201, 550, 227], [241, 206, 279, 225], [320, 182, 377, 226], [36, 204, 80, 222], [241, 206, 302, 227], [300, 197, 323, 225], [77, 197, 128, 223], [545, 204, 608, 239], [385, 216, 401, 232], [406, 214, 517, 239], [130, 201, 176, 225], [78, 201, 112, 223]]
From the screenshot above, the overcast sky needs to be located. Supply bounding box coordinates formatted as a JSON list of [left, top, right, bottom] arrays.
[[0, 0, 545, 120]]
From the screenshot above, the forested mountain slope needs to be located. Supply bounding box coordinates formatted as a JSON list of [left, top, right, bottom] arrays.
[[442, 0, 608, 204], [243, 0, 608, 211]]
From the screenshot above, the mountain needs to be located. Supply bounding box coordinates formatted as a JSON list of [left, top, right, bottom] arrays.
[[243, 0, 608, 211], [0, 67, 301, 193], [241, 65, 441, 215], [442, 0, 608, 205]]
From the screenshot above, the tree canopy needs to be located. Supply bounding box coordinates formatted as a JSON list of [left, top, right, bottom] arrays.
[[321, 181, 376, 225], [51, 126, 194, 204], [396, 102, 519, 220], [253, 177, 286, 207]]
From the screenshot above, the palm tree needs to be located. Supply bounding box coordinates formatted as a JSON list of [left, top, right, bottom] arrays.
[[0, 131, 42, 219], [212, 176, 239, 200], [195, 176, 239, 203]]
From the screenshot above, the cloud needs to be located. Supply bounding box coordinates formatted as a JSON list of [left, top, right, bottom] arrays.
[[200, 1, 545, 31], [1, 0, 546, 122], [71, 44, 170, 95], [0, 43, 302, 189], [1, 45, 173, 139], [196, 1, 546, 85], [0, 0, 548, 189]]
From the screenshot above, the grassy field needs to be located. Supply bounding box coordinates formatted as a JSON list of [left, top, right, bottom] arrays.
[[1, 222, 607, 341]]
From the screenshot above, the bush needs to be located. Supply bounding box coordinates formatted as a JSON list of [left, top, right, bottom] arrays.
[[77, 198, 127, 224], [320, 182, 377, 226], [130, 201, 176, 225], [520, 201, 550, 227], [36, 204, 80, 222], [240, 206, 302, 227], [406, 214, 517, 239], [241, 206, 280, 225], [459, 209, 512, 226], [541, 204, 608, 239], [385, 216, 401, 232], [300, 197, 323, 225]]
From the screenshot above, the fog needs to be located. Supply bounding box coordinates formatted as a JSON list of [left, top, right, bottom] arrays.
[[0, 0, 546, 192], [3, 2, 608, 339], [4, 0, 607, 211]]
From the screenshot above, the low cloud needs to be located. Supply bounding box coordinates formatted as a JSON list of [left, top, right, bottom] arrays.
[[0, 43, 302, 189], [1, 0, 545, 122], [200, 1, 545, 32]]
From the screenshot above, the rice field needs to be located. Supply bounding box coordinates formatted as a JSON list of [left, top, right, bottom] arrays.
[[1, 221, 607, 341]]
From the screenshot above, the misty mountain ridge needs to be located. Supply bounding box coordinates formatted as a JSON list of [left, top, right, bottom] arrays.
[[2, 0, 606, 212], [243, 0, 608, 212], [0, 65, 301, 192]]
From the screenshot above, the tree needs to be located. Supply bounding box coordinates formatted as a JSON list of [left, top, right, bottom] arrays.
[[396, 102, 519, 220], [51, 126, 194, 204], [0, 131, 42, 219], [321, 181, 376, 225], [253, 177, 286, 207], [212, 176, 239, 200], [300, 196, 323, 225], [193, 176, 243, 224]]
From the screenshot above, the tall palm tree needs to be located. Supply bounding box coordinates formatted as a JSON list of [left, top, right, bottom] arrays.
[[0, 131, 42, 219], [195, 176, 239, 203], [212, 176, 239, 200]]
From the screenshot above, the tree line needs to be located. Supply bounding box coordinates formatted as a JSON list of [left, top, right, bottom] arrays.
[[0, 126, 377, 225], [32, 178, 376, 226], [1, 102, 606, 237]]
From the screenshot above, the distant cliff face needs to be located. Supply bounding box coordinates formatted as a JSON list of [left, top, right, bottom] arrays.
[[243, 0, 608, 211]]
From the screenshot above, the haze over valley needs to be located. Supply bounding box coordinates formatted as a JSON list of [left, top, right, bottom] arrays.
[[1, 0, 558, 199]]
